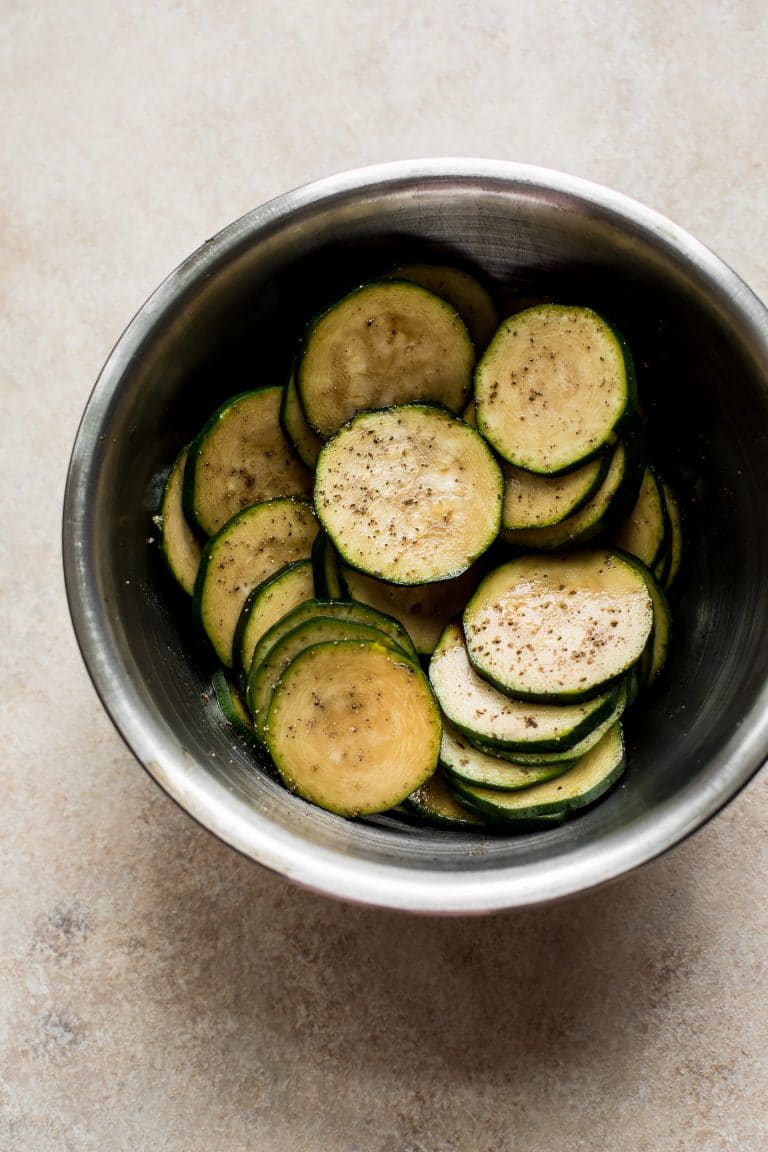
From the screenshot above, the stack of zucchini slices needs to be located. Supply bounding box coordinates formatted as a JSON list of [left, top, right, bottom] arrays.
[[155, 264, 682, 828]]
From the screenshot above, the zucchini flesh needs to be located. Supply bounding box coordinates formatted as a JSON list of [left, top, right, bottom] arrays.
[[439, 722, 573, 791], [463, 551, 653, 701], [613, 467, 667, 568], [453, 723, 625, 820], [314, 404, 502, 585], [265, 640, 441, 817], [157, 445, 202, 595], [475, 304, 634, 474], [404, 767, 486, 827], [297, 280, 475, 439], [184, 386, 312, 536], [464, 398, 609, 530], [385, 263, 498, 352], [280, 369, 323, 469], [342, 563, 480, 656], [247, 597, 419, 678], [236, 558, 315, 677], [469, 680, 628, 766], [429, 622, 617, 750], [249, 617, 410, 742], [193, 498, 318, 667]]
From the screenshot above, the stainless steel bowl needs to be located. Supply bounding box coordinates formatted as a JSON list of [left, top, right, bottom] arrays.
[[63, 160, 768, 913]]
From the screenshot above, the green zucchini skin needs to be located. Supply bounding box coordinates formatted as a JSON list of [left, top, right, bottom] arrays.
[[311, 533, 347, 600], [265, 639, 442, 817], [452, 723, 626, 822], [211, 667, 259, 748], [280, 369, 323, 469], [314, 403, 503, 586], [245, 597, 419, 681], [233, 558, 316, 680], [474, 305, 636, 476], [248, 616, 413, 742], [462, 551, 654, 704], [184, 385, 312, 537], [193, 497, 318, 668], [297, 280, 475, 440], [439, 722, 574, 791], [403, 768, 487, 828], [156, 444, 202, 596], [429, 621, 620, 753]]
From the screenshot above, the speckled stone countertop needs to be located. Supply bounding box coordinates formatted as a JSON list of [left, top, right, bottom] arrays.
[[2, 3, 767, 1149]]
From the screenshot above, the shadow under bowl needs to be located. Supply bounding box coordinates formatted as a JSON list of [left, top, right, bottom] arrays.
[[63, 160, 768, 913]]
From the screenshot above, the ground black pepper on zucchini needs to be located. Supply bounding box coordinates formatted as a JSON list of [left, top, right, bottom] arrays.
[[155, 269, 682, 828]]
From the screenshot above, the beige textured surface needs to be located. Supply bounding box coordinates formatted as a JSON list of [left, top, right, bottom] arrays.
[[2, 3, 767, 1149]]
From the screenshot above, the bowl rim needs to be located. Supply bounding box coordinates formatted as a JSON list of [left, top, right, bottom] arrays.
[[63, 158, 768, 913]]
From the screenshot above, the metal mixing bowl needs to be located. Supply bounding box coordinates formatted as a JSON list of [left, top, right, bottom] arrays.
[[63, 160, 768, 913]]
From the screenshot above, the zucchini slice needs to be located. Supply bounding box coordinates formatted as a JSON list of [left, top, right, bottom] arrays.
[[265, 640, 442, 817], [235, 558, 315, 678], [453, 724, 625, 821], [184, 386, 312, 536], [314, 404, 503, 585], [659, 480, 682, 588], [439, 721, 573, 791], [311, 532, 346, 600], [156, 445, 202, 595], [469, 679, 628, 766], [463, 399, 609, 531], [500, 429, 640, 550], [404, 767, 486, 828], [249, 617, 410, 742], [297, 280, 475, 439], [429, 622, 618, 751], [211, 667, 258, 747], [633, 560, 672, 687], [613, 467, 668, 568], [385, 263, 499, 352], [341, 563, 480, 656], [463, 551, 653, 702], [280, 369, 323, 469], [246, 597, 419, 679], [193, 497, 318, 667], [475, 304, 635, 474]]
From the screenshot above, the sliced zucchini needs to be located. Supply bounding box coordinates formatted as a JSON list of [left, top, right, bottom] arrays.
[[463, 551, 653, 702], [500, 429, 641, 550], [184, 386, 312, 536], [475, 304, 635, 474], [404, 767, 486, 828], [265, 639, 442, 817], [385, 263, 498, 352], [341, 563, 480, 656], [613, 467, 668, 568], [453, 724, 625, 821], [211, 667, 258, 746], [193, 497, 318, 667], [280, 369, 323, 469], [246, 597, 419, 682], [297, 280, 475, 439], [235, 558, 315, 678], [429, 622, 618, 750], [439, 721, 573, 791], [311, 532, 346, 600], [633, 559, 672, 687], [314, 403, 503, 585], [156, 445, 202, 595], [659, 480, 682, 588], [469, 679, 629, 766], [249, 617, 410, 742], [464, 399, 609, 530]]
